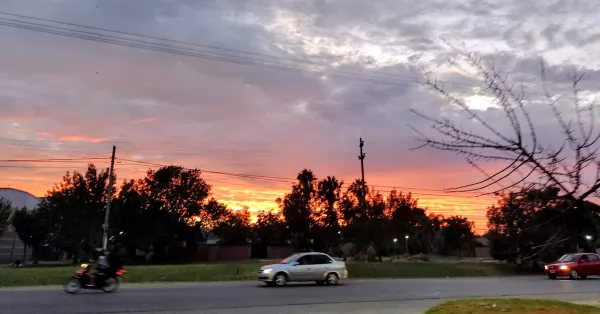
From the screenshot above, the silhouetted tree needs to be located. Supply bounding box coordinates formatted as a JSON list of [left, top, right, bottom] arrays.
[[113, 166, 225, 261], [440, 216, 475, 256], [316, 176, 343, 245], [0, 197, 12, 237], [213, 207, 253, 245], [487, 186, 594, 263], [280, 169, 318, 251], [39, 164, 113, 263], [11, 207, 50, 264], [254, 210, 287, 246]]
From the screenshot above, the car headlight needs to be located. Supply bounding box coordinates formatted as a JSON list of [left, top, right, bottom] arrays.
[[560, 265, 569, 270], [262, 268, 273, 274], [544, 265, 548, 270]]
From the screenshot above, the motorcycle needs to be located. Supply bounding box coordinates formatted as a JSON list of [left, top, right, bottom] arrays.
[[63, 263, 126, 294]]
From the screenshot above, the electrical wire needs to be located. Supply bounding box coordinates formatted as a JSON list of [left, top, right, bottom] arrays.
[[0, 157, 108, 162], [0, 11, 551, 96], [116, 158, 498, 198]]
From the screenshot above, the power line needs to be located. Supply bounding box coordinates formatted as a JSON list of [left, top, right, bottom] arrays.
[[116, 158, 297, 183], [0, 165, 95, 169], [0, 157, 108, 162], [0, 16, 416, 86], [1, 143, 357, 156], [0, 165, 498, 200], [0, 11, 552, 96], [0, 156, 500, 198], [0, 138, 132, 144], [116, 158, 498, 198]]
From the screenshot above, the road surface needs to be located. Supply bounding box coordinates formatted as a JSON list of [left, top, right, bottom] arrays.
[[2, 277, 600, 313]]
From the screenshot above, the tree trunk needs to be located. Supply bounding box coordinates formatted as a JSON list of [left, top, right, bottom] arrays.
[[72, 246, 80, 265], [22, 245, 27, 265], [32, 246, 39, 265]]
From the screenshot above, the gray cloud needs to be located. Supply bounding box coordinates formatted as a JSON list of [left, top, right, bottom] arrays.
[[0, 0, 599, 213]]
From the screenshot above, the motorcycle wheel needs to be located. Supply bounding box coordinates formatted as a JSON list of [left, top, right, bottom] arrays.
[[64, 278, 82, 294], [102, 277, 119, 293]]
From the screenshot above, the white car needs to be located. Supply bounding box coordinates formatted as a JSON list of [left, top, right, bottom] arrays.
[[257, 252, 348, 287]]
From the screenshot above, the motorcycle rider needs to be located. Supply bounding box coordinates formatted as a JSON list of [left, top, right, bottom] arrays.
[[88, 248, 110, 287]]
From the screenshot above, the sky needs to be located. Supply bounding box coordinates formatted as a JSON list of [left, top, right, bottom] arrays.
[[1, 0, 600, 234]]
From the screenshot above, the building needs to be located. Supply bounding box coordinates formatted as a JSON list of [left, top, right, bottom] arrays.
[[0, 188, 42, 263]]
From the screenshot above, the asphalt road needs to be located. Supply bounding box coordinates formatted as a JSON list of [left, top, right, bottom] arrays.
[[2, 277, 600, 314]]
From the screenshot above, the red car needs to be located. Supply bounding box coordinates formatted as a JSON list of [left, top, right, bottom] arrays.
[[545, 253, 600, 279]]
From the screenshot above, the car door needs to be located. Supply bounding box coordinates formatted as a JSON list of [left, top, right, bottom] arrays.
[[578, 254, 592, 275], [287, 254, 313, 281], [577, 254, 590, 275], [308, 254, 333, 280], [587, 254, 600, 275]]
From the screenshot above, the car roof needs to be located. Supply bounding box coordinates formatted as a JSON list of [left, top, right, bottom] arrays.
[[297, 252, 328, 257]]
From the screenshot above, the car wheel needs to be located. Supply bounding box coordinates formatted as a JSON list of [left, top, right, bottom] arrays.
[[274, 273, 288, 287], [547, 274, 557, 279], [569, 269, 580, 279], [325, 272, 339, 285]]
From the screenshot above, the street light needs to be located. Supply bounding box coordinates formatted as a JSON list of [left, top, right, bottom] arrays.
[[586, 235, 593, 252], [404, 235, 409, 257], [393, 238, 398, 243]]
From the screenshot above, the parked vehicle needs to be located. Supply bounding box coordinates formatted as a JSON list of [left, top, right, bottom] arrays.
[[257, 252, 348, 287], [63, 263, 126, 294], [545, 253, 600, 279]]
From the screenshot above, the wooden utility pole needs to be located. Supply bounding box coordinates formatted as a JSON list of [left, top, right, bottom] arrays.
[[102, 145, 116, 250], [358, 138, 368, 262], [359, 137, 366, 202]]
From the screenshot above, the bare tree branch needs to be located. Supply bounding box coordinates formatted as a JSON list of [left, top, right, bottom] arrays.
[[411, 42, 600, 203]]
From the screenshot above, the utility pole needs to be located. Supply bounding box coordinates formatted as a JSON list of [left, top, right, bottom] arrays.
[[358, 138, 367, 262], [102, 145, 116, 250], [358, 137, 366, 203]]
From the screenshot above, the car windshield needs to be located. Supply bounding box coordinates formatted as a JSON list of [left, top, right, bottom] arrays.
[[280, 254, 300, 264], [557, 254, 578, 262]]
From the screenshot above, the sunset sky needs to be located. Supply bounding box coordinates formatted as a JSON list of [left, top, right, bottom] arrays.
[[1, 0, 600, 234]]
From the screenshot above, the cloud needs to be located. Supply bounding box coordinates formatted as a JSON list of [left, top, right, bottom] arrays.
[[1, 0, 600, 233]]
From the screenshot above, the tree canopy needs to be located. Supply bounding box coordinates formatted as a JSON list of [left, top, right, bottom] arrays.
[[14, 164, 479, 263], [0, 197, 13, 237]]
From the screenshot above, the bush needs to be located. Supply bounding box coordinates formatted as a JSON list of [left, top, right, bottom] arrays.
[[406, 254, 430, 262]]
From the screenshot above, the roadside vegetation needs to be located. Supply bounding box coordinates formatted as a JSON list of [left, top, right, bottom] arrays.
[[426, 299, 599, 314], [0, 261, 535, 287]]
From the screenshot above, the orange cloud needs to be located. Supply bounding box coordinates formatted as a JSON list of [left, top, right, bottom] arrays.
[[58, 136, 108, 143]]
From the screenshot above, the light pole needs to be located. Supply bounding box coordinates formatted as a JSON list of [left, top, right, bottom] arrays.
[[393, 238, 398, 256], [404, 235, 409, 257]]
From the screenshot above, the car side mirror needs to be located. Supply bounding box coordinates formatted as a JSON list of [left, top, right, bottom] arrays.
[[292, 262, 299, 266]]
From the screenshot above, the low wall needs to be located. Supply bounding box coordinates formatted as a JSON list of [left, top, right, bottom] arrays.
[[267, 246, 294, 259], [217, 246, 251, 261]]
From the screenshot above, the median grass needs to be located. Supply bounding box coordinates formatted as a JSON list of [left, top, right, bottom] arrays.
[[426, 299, 599, 314], [0, 261, 535, 288]]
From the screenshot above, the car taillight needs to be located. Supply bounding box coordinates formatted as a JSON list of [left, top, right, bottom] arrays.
[[116, 269, 126, 275], [76, 270, 83, 275]]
